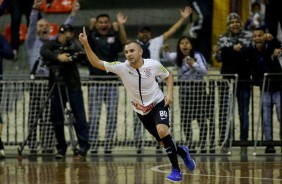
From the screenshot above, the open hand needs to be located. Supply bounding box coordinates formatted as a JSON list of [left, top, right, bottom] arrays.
[[180, 6, 192, 19], [117, 12, 128, 25]]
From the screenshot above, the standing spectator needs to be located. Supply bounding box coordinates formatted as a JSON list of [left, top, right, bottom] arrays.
[[163, 36, 208, 153], [79, 29, 196, 182], [87, 13, 127, 154], [213, 13, 253, 151], [40, 24, 90, 160], [136, 6, 192, 61], [182, 0, 213, 64], [245, 2, 267, 31], [264, 0, 282, 41], [0, 0, 33, 58], [181, 0, 216, 152], [25, 0, 80, 154], [247, 27, 282, 153], [0, 33, 14, 158]]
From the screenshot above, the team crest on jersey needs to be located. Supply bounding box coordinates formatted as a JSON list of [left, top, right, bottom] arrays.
[[107, 37, 115, 44], [143, 68, 152, 77]]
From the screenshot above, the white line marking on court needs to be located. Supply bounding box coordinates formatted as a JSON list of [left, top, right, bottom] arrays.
[[150, 164, 282, 181]]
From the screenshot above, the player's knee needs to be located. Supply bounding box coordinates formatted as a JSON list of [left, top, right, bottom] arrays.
[[156, 125, 169, 138]]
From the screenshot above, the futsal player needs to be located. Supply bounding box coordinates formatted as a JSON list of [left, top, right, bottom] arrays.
[[79, 27, 196, 182]]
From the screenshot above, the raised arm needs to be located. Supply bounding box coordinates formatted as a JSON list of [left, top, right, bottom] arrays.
[[162, 6, 192, 41], [79, 27, 106, 71], [64, 0, 80, 25], [25, 0, 42, 46], [116, 12, 128, 46]]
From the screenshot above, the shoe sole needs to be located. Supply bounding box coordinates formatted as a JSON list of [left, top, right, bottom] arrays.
[[0, 150, 5, 158], [166, 178, 182, 183], [73, 155, 86, 161], [55, 155, 65, 159], [188, 159, 196, 171], [181, 146, 196, 171]]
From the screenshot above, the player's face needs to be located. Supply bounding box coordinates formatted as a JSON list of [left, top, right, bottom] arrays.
[[124, 43, 143, 65], [229, 18, 241, 34], [37, 19, 49, 39], [95, 17, 111, 35], [253, 30, 265, 48], [179, 38, 192, 56], [137, 30, 151, 44]]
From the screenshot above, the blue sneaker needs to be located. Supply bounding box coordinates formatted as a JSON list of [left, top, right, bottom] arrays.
[[166, 168, 182, 182], [181, 145, 196, 171]]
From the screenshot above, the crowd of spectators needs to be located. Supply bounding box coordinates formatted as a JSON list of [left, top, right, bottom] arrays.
[[0, 0, 281, 158]]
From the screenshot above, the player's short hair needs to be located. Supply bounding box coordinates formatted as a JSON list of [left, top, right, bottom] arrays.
[[125, 40, 142, 48]]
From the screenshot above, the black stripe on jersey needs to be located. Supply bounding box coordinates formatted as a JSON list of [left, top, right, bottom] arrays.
[[136, 69, 143, 105]]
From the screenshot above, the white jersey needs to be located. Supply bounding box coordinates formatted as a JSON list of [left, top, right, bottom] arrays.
[[104, 59, 170, 115]]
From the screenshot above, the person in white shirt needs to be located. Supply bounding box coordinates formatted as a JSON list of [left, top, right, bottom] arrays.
[[136, 6, 192, 61], [79, 27, 196, 182]]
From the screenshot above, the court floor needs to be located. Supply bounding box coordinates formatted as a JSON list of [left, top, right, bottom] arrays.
[[0, 148, 282, 184]]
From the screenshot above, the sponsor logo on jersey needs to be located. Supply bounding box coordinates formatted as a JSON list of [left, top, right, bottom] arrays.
[[134, 102, 155, 114]]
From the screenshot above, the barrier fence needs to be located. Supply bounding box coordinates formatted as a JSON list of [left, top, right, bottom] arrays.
[[0, 74, 280, 155]]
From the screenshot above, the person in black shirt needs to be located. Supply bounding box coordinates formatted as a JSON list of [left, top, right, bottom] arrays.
[[87, 13, 127, 154], [246, 27, 282, 153], [40, 24, 90, 160], [213, 13, 253, 152]]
